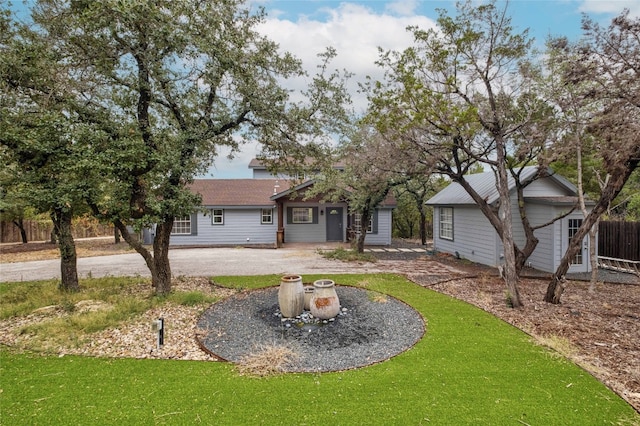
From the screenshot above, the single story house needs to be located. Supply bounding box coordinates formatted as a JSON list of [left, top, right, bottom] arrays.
[[168, 161, 396, 247], [426, 167, 594, 274]]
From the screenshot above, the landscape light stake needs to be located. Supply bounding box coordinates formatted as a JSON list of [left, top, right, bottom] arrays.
[[152, 318, 164, 350]]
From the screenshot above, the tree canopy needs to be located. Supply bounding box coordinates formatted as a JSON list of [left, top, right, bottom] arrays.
[[2, 0, 352, 294], [365, 0, 557, 307]]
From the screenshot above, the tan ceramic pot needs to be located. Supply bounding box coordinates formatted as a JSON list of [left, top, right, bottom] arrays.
[[278, 275, 304, 318], [310, 279, 340, 320], [303, 285, 314, 311]]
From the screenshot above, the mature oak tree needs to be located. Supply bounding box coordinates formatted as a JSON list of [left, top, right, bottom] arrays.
[[23, 0, 351, 295], [313, 125, 410, 253], [366, 1, 557, 307], [1, 9, 100, 291], [393, 176, 445, 245]]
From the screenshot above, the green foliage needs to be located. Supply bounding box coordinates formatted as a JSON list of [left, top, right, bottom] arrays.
[[392, 190, 424, 239], [2, 0, 352, 293], [392, 176, 446, 240], [1, 274, 637, 424], [616, 169, 640, 220], [626, 192, 640, 220]]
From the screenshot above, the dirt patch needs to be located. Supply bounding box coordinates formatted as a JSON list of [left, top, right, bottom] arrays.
[[0, 239, 135, 263]]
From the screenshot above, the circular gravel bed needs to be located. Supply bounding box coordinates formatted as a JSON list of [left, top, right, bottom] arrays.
[[196, 285, 425, 372]]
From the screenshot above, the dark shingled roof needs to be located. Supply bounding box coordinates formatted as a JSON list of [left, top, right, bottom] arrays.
[[190, 178, 396, 208], [189, 179, 292, 207]]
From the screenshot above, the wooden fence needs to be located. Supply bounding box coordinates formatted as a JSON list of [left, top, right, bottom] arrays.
[[598, 221, 640, 261], [0, 219, 113, 244]]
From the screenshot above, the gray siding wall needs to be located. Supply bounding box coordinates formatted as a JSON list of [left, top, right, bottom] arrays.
[[431, 179, 590, 272], [523, 177, 571, 197], [509, 197, 526, 248], [283, 202, 334, 243], [525, 203, 555, 272], [433, 206, 499, 266], [170, 208, 277, 246], [362, 209, 393, 245], [431, 202, 590, 273], [524, 204, 593, 273], [171, 203, 394, 246], [252, 169, 293, 179]]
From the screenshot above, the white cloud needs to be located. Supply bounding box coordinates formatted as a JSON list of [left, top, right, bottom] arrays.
[[578, 0, 640, 17], [205, 2, 439, 177], [206, 141, 262, 178], [257, 2, 437, 113], [385, 0, 420, 16]]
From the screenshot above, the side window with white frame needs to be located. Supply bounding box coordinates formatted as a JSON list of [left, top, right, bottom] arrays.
[[292, 207, 312, 224], [439, 207, 453, 240], [287, 207, 318, 224], [353, 213, 373, 233], [211, 209, 224, 225], [261, 208, 273, 224], [172, 216, 191, 235]]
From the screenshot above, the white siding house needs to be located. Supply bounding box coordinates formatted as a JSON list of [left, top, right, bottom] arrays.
[[426, 167, 594, 273]]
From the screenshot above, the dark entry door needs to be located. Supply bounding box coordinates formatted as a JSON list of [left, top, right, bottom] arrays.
[[326, 207, 343, 241]]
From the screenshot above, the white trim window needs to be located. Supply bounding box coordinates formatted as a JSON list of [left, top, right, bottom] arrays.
[[211, 209, 224, 225], [568, 218, 583, 265], [439, 207, 453, 240], [261, 208, 273, 224], [353, 213, 373, 233], [292, 207, 313, 224], [172, 216, 191, 235]]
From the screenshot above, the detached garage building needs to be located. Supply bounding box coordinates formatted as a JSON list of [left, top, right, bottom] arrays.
[[426, 167, 594, 274]]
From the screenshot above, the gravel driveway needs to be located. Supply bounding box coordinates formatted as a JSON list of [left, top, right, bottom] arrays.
[[0, 247, 389, 282]]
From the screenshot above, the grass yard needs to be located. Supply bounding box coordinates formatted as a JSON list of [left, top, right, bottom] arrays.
[[1, 274, 637, 425]]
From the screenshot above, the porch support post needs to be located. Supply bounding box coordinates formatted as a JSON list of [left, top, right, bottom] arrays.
[[276, 201, 285, 248]]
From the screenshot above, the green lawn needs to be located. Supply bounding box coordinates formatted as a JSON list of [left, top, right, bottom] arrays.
[[1, 274, 637, 425]]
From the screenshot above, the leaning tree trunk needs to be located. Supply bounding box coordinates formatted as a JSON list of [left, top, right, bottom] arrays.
[[112, 218, 174, 295], [51, 208, 79, 292], [13, 219, 28, 243], [496, 180, 523, 308], [545, 203, 607, 303], [419, 208, 427, 245], [545, 167, 634, 304], [491, 141, 523, 308]]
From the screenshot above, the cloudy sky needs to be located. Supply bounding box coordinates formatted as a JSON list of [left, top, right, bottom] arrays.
[[209, 0, 640, 178], [8, 1, 638, 178]]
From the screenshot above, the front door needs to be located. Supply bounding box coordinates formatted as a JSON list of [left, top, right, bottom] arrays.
[[564, 217, 589, 273], [326, 207, 343, 241]]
